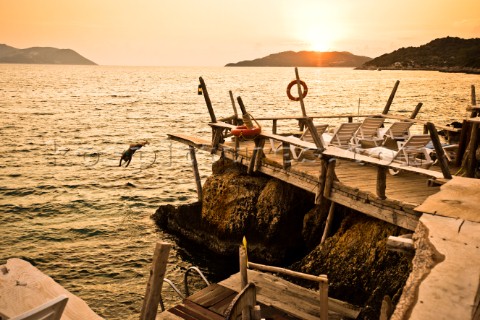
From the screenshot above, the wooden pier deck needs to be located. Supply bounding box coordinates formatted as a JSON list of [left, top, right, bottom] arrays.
[[169, 129, 449, 231]]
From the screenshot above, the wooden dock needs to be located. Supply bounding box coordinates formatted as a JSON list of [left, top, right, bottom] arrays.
[[168, 130, 448, 231], [157, 270, 360, 320]]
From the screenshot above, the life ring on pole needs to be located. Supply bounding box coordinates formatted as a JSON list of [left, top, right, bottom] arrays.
[[231, 125, 261, 139], [287, 80, 308, 101]]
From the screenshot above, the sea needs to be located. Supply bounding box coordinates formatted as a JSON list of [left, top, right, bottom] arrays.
[[0, 64, 478, 319]]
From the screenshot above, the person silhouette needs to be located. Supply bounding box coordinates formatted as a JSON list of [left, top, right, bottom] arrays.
[[119, 141, 149, 167]]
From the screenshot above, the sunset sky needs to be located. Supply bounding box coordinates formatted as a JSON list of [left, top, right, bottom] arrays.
[[1, 0, 479, 66]]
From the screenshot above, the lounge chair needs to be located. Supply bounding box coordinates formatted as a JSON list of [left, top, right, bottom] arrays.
[[323, 122, 362, 150], [358, 134, 434, 174], [287, 124, 329, 159], [353, 117, 385, 147], [10, 295, 68, 320]]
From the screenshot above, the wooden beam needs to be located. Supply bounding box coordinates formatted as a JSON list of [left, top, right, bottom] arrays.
[[319, 281, 329, 320], [320, 202, 335, 244], [282, 141, 291, 170], [382, 80, 400, 114], [470, 84, 477, 118], [426, 122, 452, 179], [229, 90, 239, 125], [247, 262, 327, 283], [466, 123, 479, 178], [254, 138, 266, 172], [140, 242, 172, 320], [315, 159, 328, 205], [323, 158, 336, 198]]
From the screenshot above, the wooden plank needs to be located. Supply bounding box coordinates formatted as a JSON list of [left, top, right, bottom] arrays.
[[188, 284, 236, 308], [183, 300, 225, 320], [156, 310, 184, 319], [167, 134, 212, 150], [329, 189, 419, 231], [219, 271, 360, 320]]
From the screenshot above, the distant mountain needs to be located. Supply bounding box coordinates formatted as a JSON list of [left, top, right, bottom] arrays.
[[225, 51, 371, 67], [0, 44, 97, 65], [358, 37, 480, 74]]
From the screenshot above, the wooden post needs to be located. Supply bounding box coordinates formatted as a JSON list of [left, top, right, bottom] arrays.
[[410, 102, 423, 119], [282, 141, 291, 170], [376, 166, 387, 199], [199, 77, 216, 123], [211, 127, 224, 154], [455, 120, 470, 167], [348, 116, 353, 123], [229, 90, 239, 125], [466, 123, 479, 178], [315, 159, 328, 205], [247, 138, 262, 175], [427, 122, 452, 179], [319, 278, 329, 320], [254, 138, 266, 172], [140, 242, 171, 320], [239, 246, 248, 290], [320, 202, 335, 244], [295, 67, 307, 117], [470, 85, 477, 118], [323, 158, 336, 198], [382, 80, 400, 115], [189, 146, 203, 201], [272, 119, 277, 134]]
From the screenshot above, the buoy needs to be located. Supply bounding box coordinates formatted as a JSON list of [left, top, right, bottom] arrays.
[[286, 80, 308, 101], [231, 125, 262, 139]]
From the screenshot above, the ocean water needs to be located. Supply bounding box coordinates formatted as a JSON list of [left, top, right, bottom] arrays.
[[0, 64, 478, 319]]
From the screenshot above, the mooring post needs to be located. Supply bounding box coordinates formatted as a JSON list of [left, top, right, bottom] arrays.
[[410, 102, 423, 119], [320, 202, 335, 244], [199, 77, 216, 123], [470, 85, 477, 118], [382, 80, 400, 115], [376, 166, 388, 199], [189, 146, 203, 201], [239, 246, 248, 290], [229, 90, 239, 125], [427, 122, 452, 179], [140, 242, 172, 320]]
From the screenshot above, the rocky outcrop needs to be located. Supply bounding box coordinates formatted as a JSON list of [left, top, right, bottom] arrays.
[[152, 158, 412, 319]]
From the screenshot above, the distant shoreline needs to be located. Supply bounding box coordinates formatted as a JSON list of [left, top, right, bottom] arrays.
[[356, 65, 480, 75]]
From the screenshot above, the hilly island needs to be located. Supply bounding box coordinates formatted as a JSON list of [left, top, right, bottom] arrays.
[[0, 44, 96, 65]]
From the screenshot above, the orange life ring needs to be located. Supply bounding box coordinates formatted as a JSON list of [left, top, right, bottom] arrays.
[[286, 80, 308, 101], [231, 125, 261, 139]]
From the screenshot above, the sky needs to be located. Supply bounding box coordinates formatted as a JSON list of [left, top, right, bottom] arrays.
[[1, 0, 479, 66]]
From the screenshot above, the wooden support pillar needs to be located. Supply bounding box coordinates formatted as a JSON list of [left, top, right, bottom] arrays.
[[211, 128, 224, 154], [466, 122, 479, 178], [319, 278, 329, 320], [410, 102, 423, 119], [140, 242, 171, 320], [247, 137, 264, 175], [272, 119, 278, 134], [315, 159, 328, 205], [229, 90, 239, 125], [323, 158, 336, 198], [376, 166, 387, 200], [382, 80, 400, 115], [386, 236, 414, 254], [189, 146, 203, 201], [239, 246, 248, 290], [282, 141, 291, 170], [320, 202, 335, 244], [254, 138, 266, 172], [199, 77, 216, 123], [427, 122, 452, 179], [295, 67, 307, 117], [348, 116, 353, 123]]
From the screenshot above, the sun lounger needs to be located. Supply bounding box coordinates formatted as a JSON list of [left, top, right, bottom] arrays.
[[353, 117, 385, 147], [322, 122, 362, 150]]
